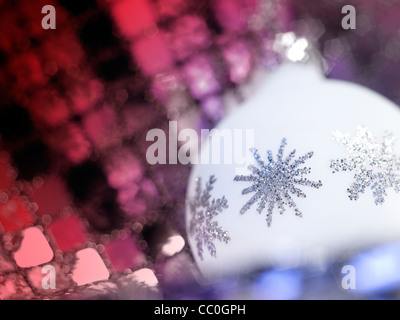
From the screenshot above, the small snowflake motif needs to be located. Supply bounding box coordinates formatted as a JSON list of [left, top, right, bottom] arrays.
[[188, 175, 230, 260], [234, 138, 322, 226], [330, 126, 400, 205]]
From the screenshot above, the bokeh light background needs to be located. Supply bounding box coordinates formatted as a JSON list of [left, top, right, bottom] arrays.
[[1, 0, 400, 299]]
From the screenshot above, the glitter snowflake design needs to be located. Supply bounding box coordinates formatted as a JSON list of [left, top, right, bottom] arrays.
[[188, 175, 230, 260], [234, 138, 322, 226], [330, 126, 400, 205]]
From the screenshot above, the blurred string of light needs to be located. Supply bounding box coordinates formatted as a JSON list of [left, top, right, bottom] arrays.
[[346, 242, 400, 295], [250, 270, 303, 300]]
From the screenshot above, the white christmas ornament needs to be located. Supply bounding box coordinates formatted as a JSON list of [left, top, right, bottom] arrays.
[[185, 62, 400, 279]]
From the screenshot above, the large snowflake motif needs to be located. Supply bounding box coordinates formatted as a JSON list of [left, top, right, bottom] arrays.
[[234, 138, 322, 226], [330, 126, 400, 205], [188, 175, 230, 260]]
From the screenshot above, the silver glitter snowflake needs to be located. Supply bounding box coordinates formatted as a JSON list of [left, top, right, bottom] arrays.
[[188, 175, 230, 260], [331, 126, 400, 205], [234, 138, 322, 226]]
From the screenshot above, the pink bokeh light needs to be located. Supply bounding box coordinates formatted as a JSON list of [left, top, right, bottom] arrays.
[[104, 237, 145, 273], [13, 227, 53, 268], [71, 248, 110, 286]]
